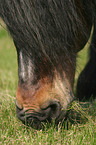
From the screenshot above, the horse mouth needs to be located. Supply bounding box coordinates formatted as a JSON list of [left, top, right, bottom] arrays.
[[16, 100, 73, 129]]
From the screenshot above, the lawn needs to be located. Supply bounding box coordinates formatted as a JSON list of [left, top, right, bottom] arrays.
[[0, 21, 96, 145]]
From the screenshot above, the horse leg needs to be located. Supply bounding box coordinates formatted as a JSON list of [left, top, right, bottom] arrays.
[[77, 24, 96, 101]]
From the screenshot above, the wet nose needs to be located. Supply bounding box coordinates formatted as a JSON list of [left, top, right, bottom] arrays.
[[16, 101, 63, 128]]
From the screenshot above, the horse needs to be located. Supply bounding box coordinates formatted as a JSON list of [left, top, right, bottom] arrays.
[[0, 0, 96, 128]]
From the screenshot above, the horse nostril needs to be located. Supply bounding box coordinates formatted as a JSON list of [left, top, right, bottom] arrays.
[[39, 101, 61, 122], [48, 101, 61, 119]]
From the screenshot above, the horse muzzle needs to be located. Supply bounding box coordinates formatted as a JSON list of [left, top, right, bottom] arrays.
[[16, 100, 71, 129]]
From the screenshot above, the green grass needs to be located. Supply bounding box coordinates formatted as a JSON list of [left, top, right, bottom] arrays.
[[0, 22, 96, 145]]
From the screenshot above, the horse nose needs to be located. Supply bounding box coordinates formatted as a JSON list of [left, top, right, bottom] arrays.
[[27, 101, 61, 124], [16, 101, 62, 127]]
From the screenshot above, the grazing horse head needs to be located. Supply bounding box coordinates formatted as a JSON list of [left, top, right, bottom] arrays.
[[0, 0, 96, 128]]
